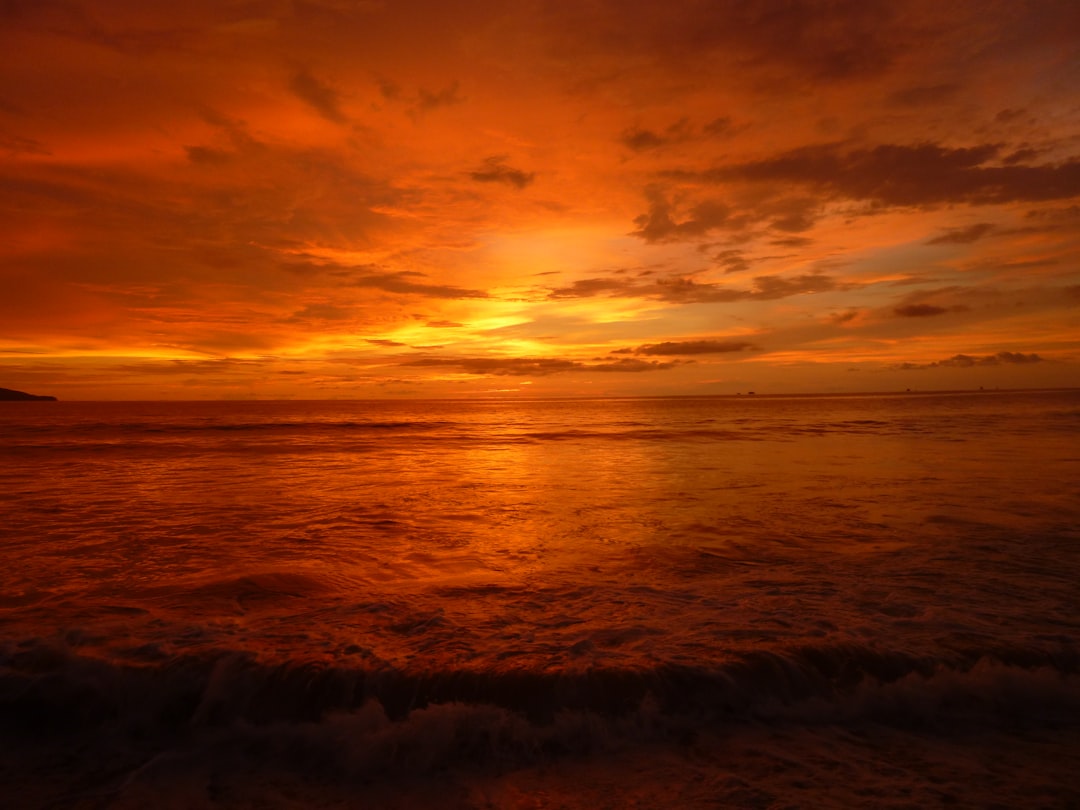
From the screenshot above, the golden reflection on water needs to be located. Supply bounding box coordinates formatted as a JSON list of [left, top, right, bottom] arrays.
[[2, 392, 1078, 667]]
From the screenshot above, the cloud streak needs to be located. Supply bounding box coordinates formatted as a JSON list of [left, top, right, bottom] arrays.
[[404, 356, 678, 376], [894, 352, 1045, 370], [667, 143, 1080, 209], [624, 340, 757, 356], [549, 272, 842, 304]]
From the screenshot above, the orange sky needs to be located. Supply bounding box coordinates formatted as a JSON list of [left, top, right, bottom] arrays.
[[2, 0, 1078, 399]]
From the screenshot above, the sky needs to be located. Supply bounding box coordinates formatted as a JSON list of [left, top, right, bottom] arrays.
[[2, 0, 1079, 399]]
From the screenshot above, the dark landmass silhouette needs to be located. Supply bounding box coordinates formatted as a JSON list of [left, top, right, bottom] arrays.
[[0, 387, 57, 401]]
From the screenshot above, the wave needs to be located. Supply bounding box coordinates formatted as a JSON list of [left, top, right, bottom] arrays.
[[4, 640, 1078, 741], [3, 639, 1079, 810]]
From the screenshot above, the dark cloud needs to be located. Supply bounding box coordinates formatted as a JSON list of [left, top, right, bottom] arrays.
[[771, 236, 813, 248], [283, 261, 488, 300], [703, 116, 734, 137], [893, 303, 968, 317], [620, 127, 665, 152], [547, 277, 641, 299], [712, 249, 751, 274], [894, 304, 947, 317], [619, 118, 691, 152], [404, 355, 676, 376], [549, 271, 841, 304], [768, 197, 819, 232], [559, 0, 908, 81], [469, 156, 535, 189], [415, 81, 463, 112], [289, 68, 348, 124], [184, 145, 231, 165], [364, 338, 407, 347], [995, 108, 1028, 124], [895, 351, 1045, 370], [631, 185, 821, 242], [926, 223, 996, 245], [829, 309, 861, 324], [590, 358, 678, 372], [374, 75, 402, 101], [668, 142, 1080, 208], [4, 0, 200, 55], [629, 340, 756, 356], [750, 273, 838, 300], [631, 185, 734, 242], [347, 269, 489, 299], [1003, 148, 1040, 166]]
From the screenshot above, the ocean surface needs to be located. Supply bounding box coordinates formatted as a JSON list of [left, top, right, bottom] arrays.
[[1, 390, 1079, 808]]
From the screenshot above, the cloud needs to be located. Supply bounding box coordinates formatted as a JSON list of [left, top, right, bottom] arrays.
[[346, 269, 489, 299], [829, 309, 862, 325], [289, 67, 348, 124], [771, 236, 813, 248], [280, 260, 488, 300], [549, 0, 911, 81], [364, 338, 407, 347], [893, 304, 949, 317], [415, 81, 463, 113], [747, 273, 839, 300], [547, 277, 642, 299], [1004, 148, 1040, 166], [549, 271, 841, 304], [894, 351, 1045, 370], [628, 340, 756, 356], [619, 118, 691, 152], [620, 127, 665, 152], [703, 116, 734, 137], [669, 142, 1080, 208], [631, 185, 821, 242], [589, 358, 678, 372], [926, 223, 996, 244], [712, 249, 751, 274], [469, 156, 535, 189], [184, 145, 232, 165], [631, 185, 734, 242], [403, 355, 677, 376]]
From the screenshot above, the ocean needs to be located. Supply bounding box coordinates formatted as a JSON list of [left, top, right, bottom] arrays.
[[1, 390, 1078, 808]]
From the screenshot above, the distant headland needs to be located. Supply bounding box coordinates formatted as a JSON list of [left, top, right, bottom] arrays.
[[0, 387, 58, 401]]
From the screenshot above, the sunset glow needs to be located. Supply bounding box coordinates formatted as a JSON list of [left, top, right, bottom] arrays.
[[2, 0, 1078, 399]]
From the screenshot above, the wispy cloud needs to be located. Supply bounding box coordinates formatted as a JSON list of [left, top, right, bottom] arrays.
[[469, 157, 535, 189], [289, 67, 348, 124]]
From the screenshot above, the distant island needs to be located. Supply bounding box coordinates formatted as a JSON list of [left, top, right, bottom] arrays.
[[0, 387, 57, 401]]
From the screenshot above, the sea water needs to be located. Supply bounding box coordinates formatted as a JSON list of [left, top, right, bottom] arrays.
[[1, 391, 1078, 807]]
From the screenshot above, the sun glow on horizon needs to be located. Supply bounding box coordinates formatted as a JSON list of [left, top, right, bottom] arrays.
[[1, 1, 1077, 399]]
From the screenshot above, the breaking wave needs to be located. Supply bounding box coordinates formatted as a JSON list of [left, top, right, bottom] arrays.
[[5, 640, 1078, 747]]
